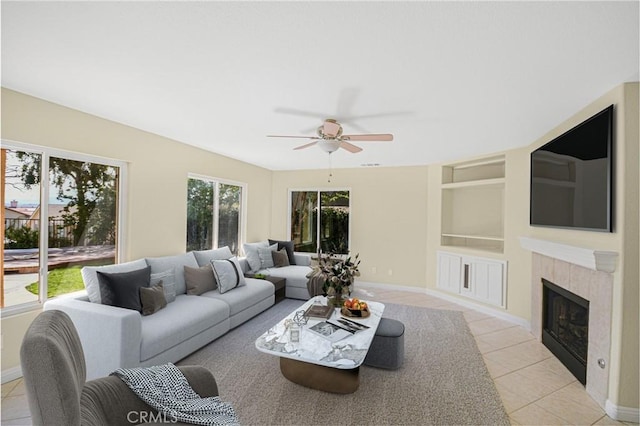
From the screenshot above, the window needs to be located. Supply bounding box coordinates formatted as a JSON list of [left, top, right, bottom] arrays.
[[290, 190, 350, 254], [186, 175, 245, 255], [2, 142, 125, 314]]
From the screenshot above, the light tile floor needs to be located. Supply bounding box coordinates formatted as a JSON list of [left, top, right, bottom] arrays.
[[1, 286, 637, 425]]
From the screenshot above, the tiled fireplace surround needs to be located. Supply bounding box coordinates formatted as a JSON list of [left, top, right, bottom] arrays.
[[521, 237, 617, 410]]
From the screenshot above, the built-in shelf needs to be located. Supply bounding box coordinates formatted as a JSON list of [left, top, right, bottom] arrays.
[[441, 177, 505, 189], [441, 155, 506, 254], [441, 233, 504, 242]]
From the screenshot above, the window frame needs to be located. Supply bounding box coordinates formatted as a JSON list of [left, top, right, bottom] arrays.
[[287, 187, 352, 255], [1, 139, 128, 317], [187, 173, 247, 254]]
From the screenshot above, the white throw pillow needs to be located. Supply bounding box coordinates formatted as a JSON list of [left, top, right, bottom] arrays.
[[211, 257, 247, 294], [258, 244, 278, 269], [243, 241, 269, 272]]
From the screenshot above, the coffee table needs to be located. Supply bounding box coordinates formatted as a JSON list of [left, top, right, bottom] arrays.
[[255, 296, 384, 393]]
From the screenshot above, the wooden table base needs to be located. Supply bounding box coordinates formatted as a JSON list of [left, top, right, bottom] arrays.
[[279, 357, 360, 394]]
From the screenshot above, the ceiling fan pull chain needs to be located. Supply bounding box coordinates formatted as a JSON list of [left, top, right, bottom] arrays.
[[328, 153, 333, 183]]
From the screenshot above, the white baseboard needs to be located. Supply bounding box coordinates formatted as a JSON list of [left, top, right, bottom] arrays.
[[1, 366, 23, 384], [355, 281, 531, 330], [606, 400, 640, 423]]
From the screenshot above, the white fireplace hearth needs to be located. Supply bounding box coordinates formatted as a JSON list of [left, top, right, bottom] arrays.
[[520, 237, 617, 410]]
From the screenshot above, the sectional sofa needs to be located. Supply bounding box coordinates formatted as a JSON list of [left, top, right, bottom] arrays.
[[44, 246, 313, 380]]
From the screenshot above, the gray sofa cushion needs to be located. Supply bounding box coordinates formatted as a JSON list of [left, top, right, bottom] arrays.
[[272, 248, 290, 267], [139, 295, 229, 361], [145, 252, 198, 296], [185, 264, 216, 295], [268, 239, 297, 265], [202, 278, 273, 316], [150, 268, 177, 303], [243, 241, 269, 272], [82, 259, 148, 304], [96, 266, 151, 312], [140, 283, 167, 316], [193, 246, 233, 267]]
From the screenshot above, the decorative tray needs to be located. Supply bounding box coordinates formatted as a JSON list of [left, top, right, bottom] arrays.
[[340, 307, 370, 318]]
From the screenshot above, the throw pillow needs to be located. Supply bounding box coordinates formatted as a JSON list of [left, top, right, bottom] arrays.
[[258, 243, 278, 269], [211, 257, 246, 294], [96, 266, 151, 312], [139, 283, 167, 316], [268, 239, 297, 265], [243, 241, 269, 272], [150, 268, 177, 303], [81, 259, 148, 304], [193, 246, 233, 267], [184, 264, 217, 296], [145, 252, 199, 296], [272, 248, 290, 268]]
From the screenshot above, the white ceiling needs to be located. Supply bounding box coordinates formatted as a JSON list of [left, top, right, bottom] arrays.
[[2, 1, 638, 171]]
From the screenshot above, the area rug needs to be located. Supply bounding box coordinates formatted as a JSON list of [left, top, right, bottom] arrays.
[[179, 299, 509, 425]]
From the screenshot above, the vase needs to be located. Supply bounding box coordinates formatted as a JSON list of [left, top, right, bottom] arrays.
[[328, 294, 345, 308]]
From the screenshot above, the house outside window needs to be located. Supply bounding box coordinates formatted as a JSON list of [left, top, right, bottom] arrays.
[[1, 142, 126, 314], [186, 175, 246, 255], [289, 189, 350, 254]]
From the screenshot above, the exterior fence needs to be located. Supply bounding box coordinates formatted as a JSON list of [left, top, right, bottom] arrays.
[[4, 218, 75, 248]]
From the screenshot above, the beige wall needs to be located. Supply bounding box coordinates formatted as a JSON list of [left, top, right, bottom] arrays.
[[270, 167, 429, 288], [1, 88, 273, 374]]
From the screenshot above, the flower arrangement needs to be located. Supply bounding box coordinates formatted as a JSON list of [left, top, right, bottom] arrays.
[[316, 252, 361, 303]]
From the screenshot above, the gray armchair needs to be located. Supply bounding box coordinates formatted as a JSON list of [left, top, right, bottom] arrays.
[[20, 310, 220, 426]]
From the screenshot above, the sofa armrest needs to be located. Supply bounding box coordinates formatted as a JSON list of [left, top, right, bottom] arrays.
[[44, 296, 142, 381], [294, 253, 311, 266]]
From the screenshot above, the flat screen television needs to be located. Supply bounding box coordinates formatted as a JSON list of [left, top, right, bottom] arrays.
[[530, 105, 613, 232]]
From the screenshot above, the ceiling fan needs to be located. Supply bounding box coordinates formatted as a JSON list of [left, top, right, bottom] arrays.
[[267, 119, 393, 153]]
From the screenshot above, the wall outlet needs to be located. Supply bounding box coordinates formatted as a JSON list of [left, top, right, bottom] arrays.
[[388, 269, 393, 276], [371, 267, 377, 274]]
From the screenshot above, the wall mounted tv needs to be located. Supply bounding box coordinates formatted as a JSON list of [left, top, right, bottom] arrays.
[[530, 105, 613, 232]]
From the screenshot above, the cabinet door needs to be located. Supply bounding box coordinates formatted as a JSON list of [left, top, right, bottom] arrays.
[[437, 252, 462, 294], [470, 258, 505, 307]]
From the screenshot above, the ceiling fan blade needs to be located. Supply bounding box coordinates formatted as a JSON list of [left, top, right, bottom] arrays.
[[273, 107, 329, 119], [339, 141, 363, 153], [267, 135, 320, 139], [342, 134, 394, 142], [293, 141, 319, 150]]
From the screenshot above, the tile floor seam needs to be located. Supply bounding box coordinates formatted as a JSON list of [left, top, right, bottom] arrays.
[[478, 333, 538, 356]]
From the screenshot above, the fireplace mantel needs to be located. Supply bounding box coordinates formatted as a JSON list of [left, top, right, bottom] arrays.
[[519, 237, 618, 273]]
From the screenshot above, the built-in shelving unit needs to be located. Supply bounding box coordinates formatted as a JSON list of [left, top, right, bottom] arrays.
[[441, 155, 505, 253]]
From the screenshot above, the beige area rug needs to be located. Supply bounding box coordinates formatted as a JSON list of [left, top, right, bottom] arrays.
[[179, 299, 510, 426]]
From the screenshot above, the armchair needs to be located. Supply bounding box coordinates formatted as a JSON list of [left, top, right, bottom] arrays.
[[20, 310, 219, 426]]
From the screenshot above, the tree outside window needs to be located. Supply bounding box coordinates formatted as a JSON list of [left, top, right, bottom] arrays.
[[290, 190, 350, 254], [186, 177, 243, 255]]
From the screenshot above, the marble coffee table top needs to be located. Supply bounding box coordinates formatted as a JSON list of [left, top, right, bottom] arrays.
[[255, 296, 384, 369]]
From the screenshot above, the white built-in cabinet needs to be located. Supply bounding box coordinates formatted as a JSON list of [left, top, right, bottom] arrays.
[[437, 251, 507, 308]]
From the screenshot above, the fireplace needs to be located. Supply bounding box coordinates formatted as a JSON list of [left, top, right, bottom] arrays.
[[542, 278, 589, 385]]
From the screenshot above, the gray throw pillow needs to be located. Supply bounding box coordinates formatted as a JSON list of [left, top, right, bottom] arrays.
[[184, 264, 216, 295], [96, 266, 151, 312], [272, 248, 290, 268], [150, 268, 177, 303], [145, 252, 199, 296], [211, 257, 246, 294], [82, 259, 148, 304], [140, 283, 167, 316], [268, 239, 297, 265], [258, 244, 278, 269], [243, 241, 269, 272]]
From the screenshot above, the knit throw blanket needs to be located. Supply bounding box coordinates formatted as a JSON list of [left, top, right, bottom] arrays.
[[112, 363, 239, 426]]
